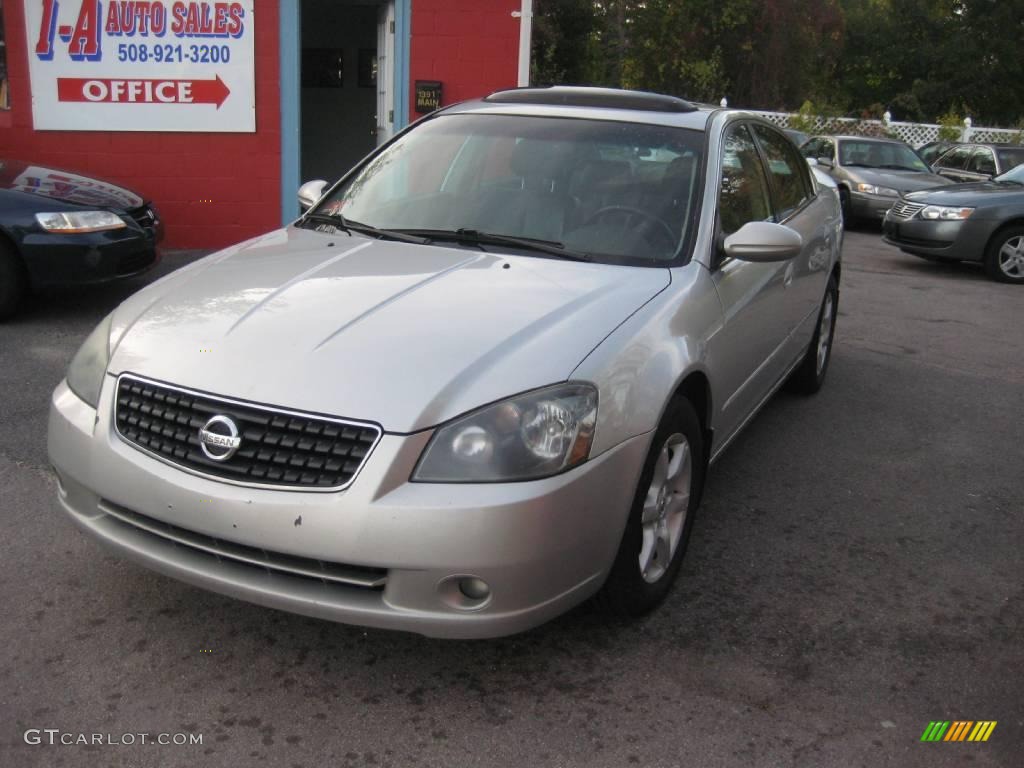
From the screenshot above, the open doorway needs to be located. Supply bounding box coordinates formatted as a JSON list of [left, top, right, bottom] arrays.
[[300, 0, 395, 184]]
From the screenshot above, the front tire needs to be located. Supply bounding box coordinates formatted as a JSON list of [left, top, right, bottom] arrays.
[[787, 274, 839, 394], [984, 226, 1024, 284], [0, 241, 28, 320], [596, 397, 706, 617], [839, 188, 853, 225]]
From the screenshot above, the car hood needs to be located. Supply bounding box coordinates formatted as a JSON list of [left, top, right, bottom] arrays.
[[846, 167, 952, 193], [0, 159, 144, 210], [108, 227, 670, 433], [905, 181, 1024, 207]]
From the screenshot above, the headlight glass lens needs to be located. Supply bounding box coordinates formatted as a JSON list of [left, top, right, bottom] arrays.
[[35, 211, 127, 233], [920, 205, 974, 220], [66, 313, 114, 408], [413, 383, 598, 482], [855, 183, 899, 197]]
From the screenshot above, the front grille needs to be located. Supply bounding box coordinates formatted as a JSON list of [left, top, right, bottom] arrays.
[[888, 200, 926, 220], [115, 249, 157, 275], [128, 204, 157, 231], [114, 374, 382, 490], [99, 499, 388, 589]]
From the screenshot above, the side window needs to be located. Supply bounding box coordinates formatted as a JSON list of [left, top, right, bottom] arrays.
[[718, 124, 773, 235], [751, 124, 812, 220], [802, 138, 822, 158], [969, 148, 996, 175], [936, 147, 970, 169]]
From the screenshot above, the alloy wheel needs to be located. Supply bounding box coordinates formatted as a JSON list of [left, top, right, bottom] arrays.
[[639, 433, 691, 583], [998, 235, 1024, 279], [816, 291, 835, 375]]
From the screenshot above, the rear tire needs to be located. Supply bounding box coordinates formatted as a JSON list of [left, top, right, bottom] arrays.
[[0, 241, 28, 320], [787, 274, 839, 394], [596, 397, 705, 617], [983, 226, 1024, 284]]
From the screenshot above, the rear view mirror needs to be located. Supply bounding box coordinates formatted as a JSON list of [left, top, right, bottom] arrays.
[[723, 221, 803, 262], [298, 180, 329, 211]]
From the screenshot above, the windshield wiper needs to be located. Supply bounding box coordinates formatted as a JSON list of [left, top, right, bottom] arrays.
[[301, 211, 352, 234], [344, 219, 429, 244], [300, 212, 428, 244], [878, 164, 924, 171], [396, 229, 593, 262]]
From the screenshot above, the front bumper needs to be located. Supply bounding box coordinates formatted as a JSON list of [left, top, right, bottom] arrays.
[[881, 215, 992, 262], [48, 378, 649, 638], [21, 211, 162, 288], [850, 191, 899, 220]]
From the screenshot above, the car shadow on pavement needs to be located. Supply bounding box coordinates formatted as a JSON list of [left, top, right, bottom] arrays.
[[6, 250, 210, 325], [894, 255, 989, 283]]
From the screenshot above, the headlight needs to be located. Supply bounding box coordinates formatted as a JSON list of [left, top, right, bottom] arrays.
[[66, 313, 114, 408], [920, 205, 974, 221], [855, 183, 900, 197], [412, 383, 598, 482], [35, 211, 127, 233]]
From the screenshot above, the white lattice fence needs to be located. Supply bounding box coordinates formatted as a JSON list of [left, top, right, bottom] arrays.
[[751, 110, 1022, 148]]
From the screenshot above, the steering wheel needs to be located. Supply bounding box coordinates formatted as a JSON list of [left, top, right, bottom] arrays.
[[583, 205, 677, 249]]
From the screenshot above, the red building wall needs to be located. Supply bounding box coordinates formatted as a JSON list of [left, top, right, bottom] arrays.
[[409, 0, 519, 118], [0, 0, 282, 249]]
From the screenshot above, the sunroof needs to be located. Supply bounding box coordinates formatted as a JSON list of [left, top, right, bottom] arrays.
[[483, 87, 698, 114]]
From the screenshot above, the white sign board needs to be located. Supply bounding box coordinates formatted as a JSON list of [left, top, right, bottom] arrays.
[[24, 0, 255, 132]]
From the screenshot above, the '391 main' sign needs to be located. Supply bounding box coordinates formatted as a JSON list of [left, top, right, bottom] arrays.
[[24, 0, 256, 132]]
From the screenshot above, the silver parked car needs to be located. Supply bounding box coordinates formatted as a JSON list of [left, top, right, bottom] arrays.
[[48, 87, 843, 638], [801, 135, 952, 222]]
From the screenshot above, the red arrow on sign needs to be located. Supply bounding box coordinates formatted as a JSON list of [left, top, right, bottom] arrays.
[[56, 75, 231, 108]]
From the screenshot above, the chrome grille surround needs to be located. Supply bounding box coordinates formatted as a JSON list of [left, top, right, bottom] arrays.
[[888, 200, 926, 220], [113, 373, 382, 492]]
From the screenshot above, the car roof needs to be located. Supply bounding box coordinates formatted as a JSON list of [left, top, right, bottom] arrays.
[[964, 142, 1023, 149], [829, 135, 909, 145], [444, 87, 717, 131]]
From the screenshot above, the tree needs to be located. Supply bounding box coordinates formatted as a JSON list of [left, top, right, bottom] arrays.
[[531, 0, 1024, 126]]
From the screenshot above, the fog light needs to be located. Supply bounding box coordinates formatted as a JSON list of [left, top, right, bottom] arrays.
[[459, 577, 490, 601]]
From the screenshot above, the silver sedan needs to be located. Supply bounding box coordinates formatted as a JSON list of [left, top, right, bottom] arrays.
[[48, 87, 843, 638]]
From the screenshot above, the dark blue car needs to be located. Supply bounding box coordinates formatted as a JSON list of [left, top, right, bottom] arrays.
[[0, 160, 162, 317]]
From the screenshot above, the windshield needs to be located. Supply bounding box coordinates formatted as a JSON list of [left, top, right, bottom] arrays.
[[996, 147, 1024, 173], [311, 114, 705, 264], [996, 163, 1024, 184], [838, 140, 930, 172]]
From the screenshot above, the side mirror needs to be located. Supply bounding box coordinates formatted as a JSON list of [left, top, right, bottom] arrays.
[[723, 221, 803, 262], [297, 180, 329, 211], [817, 156, 834, 168], [806, 157, 819, 167]]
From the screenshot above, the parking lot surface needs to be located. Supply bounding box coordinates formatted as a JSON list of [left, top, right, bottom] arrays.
[[1, 232, 1021, 767]]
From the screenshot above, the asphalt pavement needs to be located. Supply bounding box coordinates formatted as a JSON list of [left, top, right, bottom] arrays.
[[1, 232, 1021, 767]]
